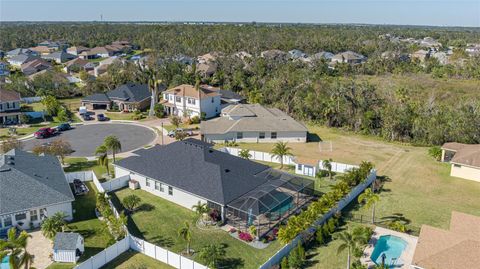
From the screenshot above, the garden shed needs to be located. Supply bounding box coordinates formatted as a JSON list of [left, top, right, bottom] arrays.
[[53, 232, 84, 263]]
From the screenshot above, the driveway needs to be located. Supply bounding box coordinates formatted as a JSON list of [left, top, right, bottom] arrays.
[[23, 123, 157, 157]]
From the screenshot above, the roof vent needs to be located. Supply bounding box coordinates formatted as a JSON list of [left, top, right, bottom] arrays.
[[8, 156, 14, 160], [225, 169, 230, 173]]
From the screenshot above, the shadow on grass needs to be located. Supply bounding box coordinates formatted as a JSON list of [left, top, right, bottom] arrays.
[[378, 213, 411, 225], [64, 160, 98, 173], [137, 203, 155, 212], [109, 189, 144, 239], [307, 133, 322, 142], [217, 243, 245, 269], [149, 234, 175, 248]]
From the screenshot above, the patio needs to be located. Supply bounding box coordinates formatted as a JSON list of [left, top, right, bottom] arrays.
[[27, 229, 53, 269]]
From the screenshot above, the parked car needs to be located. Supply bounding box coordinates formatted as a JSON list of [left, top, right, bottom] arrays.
[[56, 123, 71, 131], [96, 114, 109, 121], [167, 128, 193, 138], [34, 127, 57, 139], [82, 114, 93, 121]]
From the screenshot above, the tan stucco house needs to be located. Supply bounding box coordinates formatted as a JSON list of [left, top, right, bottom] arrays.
[[441, 142, 480, 182]]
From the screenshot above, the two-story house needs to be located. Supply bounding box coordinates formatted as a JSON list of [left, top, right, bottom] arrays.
[[0, 89, 22, 125], [161, 84, 221, 119]]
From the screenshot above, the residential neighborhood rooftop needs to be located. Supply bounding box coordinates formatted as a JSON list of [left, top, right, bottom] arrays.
[[53, 232, 82, 251], [442, 142, 480, 167]]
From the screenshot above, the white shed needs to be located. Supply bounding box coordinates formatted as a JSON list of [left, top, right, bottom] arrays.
[[53, 232, 84, 263]]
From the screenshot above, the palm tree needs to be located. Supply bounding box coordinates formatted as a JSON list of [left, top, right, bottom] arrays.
[[323, 158, 333, 179], [177, 221, 192, 255], [0, 228, 33, 269], [41, 212, 67, 239], [198, 244, 225, 269], [192, 202, 209, 224], [271, 141, 292, 169], [239, 149, 251, 160], [358, 188, 380, 224], [336, 230, 357, 269], [104, 135, 122, 163], [95, 144, 110, 177], [138, 55, 162, 118]]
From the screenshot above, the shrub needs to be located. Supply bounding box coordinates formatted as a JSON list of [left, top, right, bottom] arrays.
[[190, 115, 201, 124], [154, 104, 164, 118], [388, 220, 407, 233], [288, 241, 305, 269], [209, 208, 221, 222], [428, 146, 442, 161], [238, 232, 253, 242], [249, 225, 257, 237], [281, 257, 289, 269]]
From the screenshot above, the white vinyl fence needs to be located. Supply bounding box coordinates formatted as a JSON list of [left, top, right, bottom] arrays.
[[101, 175, 130, 192], [218, 147, 358, 173], [64, 171, 129, 193], [75, 236, 130, 269], [21, 96, 43, 103], [258, 170, 377, 269]]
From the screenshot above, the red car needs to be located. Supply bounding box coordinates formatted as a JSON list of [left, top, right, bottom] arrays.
[[34, 127, 57, 139]]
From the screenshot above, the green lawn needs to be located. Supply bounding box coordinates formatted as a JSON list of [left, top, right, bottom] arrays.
[[105, 112, 143, 121], [64, 157, 116, 182], [101, 251, 174, 269], [163, 123, 199, 132], [110, 188, 283, 269], [47, 182, 115, 269]]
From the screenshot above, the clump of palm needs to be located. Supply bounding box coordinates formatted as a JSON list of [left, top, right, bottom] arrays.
[[0, 228, 34, 269], [239, 149, 251, 160], [95, 144, 110, 177], [178, 221, 193, 256], [323, 158, 333, 179], [41, 212, 68, 239], [336, 226, 372, 269], [271, 141, 292, 169], [358, 188, 380, 224], [198, 244, 225, 269], [192, 202, 209, 224], [122, 194, 141, 213], [104, 135, 122, 163]]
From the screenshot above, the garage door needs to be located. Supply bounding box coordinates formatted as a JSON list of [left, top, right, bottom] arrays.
[[93, 104, 107, 109]]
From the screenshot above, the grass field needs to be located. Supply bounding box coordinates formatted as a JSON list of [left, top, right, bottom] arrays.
[[110, 188, 283, 269], [101, 251, 174, 269], [64, 157, 118, 181], [233, 124, 480, 268]]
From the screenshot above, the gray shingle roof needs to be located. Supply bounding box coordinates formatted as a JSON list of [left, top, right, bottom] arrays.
[[81, 93, 110, 103], [54, 232, 81, 250], [107, 83, 150, 102], [8, 54, 38, 64], [0, 150, 74, 215], [43, 51, 77, 63], [115, 139, 270, 205]]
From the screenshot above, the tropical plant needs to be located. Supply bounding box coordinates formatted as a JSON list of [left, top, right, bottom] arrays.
[[56, 107, 69, 122], [41, 95, 61, 116], [122, 194, 141, 212], [178, 221, 193, 255], [0, 228, 33, 269], [336, 230, 357, 269], [388, 220, 407, 233], [288, 241, 306, 269], [109, 212, 127, 240], [174, 130, 188, 141], [104, 135, 122, 162], [41, 212, 68, 239], [358, 188, 380, 224], [192, 202, 209, 223], [198, 244, 225, 269], [428, 146, 442, 161], [0, 137, 23, 153], [271, 141, 292, 169], [239, 149, 251, 160], [281, 257, 289, 269], [248, 225, 257, 238], [169, 115, 182, 128], [95, 144, 110, 177], [323, 158, 333, 179]]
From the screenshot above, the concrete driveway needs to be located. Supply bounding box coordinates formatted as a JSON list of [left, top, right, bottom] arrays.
[[23, 122, 157, 157]]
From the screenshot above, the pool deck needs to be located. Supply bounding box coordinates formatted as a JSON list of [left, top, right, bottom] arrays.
[[361, 226, 418, 269]]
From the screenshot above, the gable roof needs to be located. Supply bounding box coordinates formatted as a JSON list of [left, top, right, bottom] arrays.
[[165, 84, 220, 99], [107, 83, 150, 102], [412, 211, 480, 269], [442, 142, 480, 168], [6, 48, 33, 57], [65, 58, 92, 68], [8, 54, 38, 64], [0, 89, 21, 102], [115, 139, 271, 205], [21, 58, 51, 73], [54, 232, 82, 250], [0, 149, 74, 215], [43, 51, 77, 62], [201, 104, 308, 134]]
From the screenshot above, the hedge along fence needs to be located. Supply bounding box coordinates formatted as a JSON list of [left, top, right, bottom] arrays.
[[258, 170, 377, 269]]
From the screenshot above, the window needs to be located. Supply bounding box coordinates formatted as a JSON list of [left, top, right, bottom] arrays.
[[146, 178, 151, 187], [40, 208, 47, 220], [168, 186, 173, 195], [297, 164, 303, 170], [0, 104, 2, 110], [15, 213, 26, 221], [259, 132, 265, 139], [187, 98, 196, 105], [30, 210, 38, 222], [160, 183, 164, 192], [175, 96, 181, 103], [211, 98, 214, 103], [155, 181, 160, 191], [6, 103, 9, 109], [3, 216, 12, 227], [237, 132, 243, 139], [271, 132, 277, 139]]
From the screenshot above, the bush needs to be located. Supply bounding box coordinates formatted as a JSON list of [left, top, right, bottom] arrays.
[[190, 115, 201, 124], [288, 241, 305, 269], [154, 104, 164, 118], [428, 146, 442, 161], [239, 232, 253, 242], [281, 257, 289, 269], [19, 114, 31, 124]]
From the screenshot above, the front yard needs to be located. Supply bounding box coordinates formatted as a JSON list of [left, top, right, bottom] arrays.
[[110, 188, 284, 269]]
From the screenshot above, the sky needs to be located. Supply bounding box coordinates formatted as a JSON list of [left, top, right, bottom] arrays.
[[0, 0, 479, 27]]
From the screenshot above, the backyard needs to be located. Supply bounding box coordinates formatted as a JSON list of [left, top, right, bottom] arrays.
[[110, 187, 284, 269], [100, 251, 174, 269], [64, 157, 116, 182]]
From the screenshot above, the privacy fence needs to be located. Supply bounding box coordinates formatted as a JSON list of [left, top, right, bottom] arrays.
[[65, 171, 207, 269], [258, 170, 377, 269], [218, 147, 358, 173]]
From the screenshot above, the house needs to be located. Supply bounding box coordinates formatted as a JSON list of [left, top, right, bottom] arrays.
[[196, 62, 217, 77], [0, 89, 22, 124], [89, 46, 115, 58], [288, 49, 308, 60], [331, 51, 367, 64], [172, 54, 194, 65], [431, 51, 449, 65], [419, 37, 442, 49], [411, 211, 480, 269], [114, 139, 314, 237], [0, 149, 75, 231], [93, 56, 121, 77], [53, 232, 84, 263], [161, 84, 221, 119], [200, 103, 308, 143], [411, 49, 430, 63], [212, 87, 246, 106], [441, 142, 480, 182], [20, 58, 52, 75], [78, 50, 97, 60], [260, 49, 288, 61], [5, 48, 35, 58], [38, 40, 68, 50], [66, 46, 89, 56], [81, 83, 151, 112], [465, 44, 480, 57], [29, 46, 55, 55], [197, 52, 222, 64], [310, 51, 334, 61], [7, 54, 39, 68], [42, 51, 77, 64], [63, 58, 95, 73], [0, 62, 10, 77]]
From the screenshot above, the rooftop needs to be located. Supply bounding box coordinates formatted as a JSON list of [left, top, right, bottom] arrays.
[[0, 89, 21, 102], [164, 84, 220, 99], [53, 232, 82, 250], [442, 142, 480, 168]]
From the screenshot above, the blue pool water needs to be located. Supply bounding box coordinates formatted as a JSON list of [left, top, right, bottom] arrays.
[[1, 256, 10, 269], [370, 235, 407, 268]]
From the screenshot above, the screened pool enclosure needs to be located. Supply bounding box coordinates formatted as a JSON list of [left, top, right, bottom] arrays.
[[225, 169, 315, 238]]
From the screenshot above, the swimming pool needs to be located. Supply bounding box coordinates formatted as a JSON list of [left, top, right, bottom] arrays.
[[370, 235, 407, 268], [1, 256, 10, 269]]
